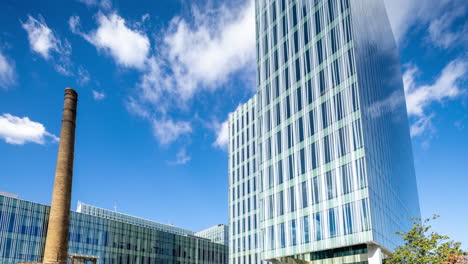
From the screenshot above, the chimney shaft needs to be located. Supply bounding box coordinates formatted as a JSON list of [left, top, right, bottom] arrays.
[[43, 88, 78, 264]]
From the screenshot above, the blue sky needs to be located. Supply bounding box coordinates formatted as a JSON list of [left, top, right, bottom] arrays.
[[0, 0, 467, 248]]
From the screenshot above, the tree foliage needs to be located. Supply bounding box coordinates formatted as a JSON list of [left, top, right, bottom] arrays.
[[387, 215, 466, 264]]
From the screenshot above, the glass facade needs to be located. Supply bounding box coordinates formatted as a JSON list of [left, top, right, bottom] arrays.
[[228, 96, 264, 264], [229, 0, 420, 263], [195, 225, 229, 246], [0, 195, 228, 264], [77, 202, 194, 236]]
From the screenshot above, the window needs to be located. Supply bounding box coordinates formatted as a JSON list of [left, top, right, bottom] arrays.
[[275, 76, 280, 98], [284, 66, 290, 90], [360, 199, 370, 231], [356, 158, 367, 189], [277, 191, 284, 216], [280, 223, 286, 248], [332, 59, 341, 87], [323, 134, 334, 164], [289, 186, 296, 212], [302, 216, 310, 244], [328, 0, 338, 22], [268, 165, 274, 189], [292, 5, 298, 27], [283, 28, 289, 60], [315, 8, 322, 35], [321, 100, 331, 129], [287, 124, 293, 148], [328, 208, 337, 238], [343, 203, 354, 235], [281, 0, 286, 12], [343, 13, 352, 43], [296, 87, 303, 112], [351, 84, 359, 111], [266, 136, 272, 160], [308, 109, 316, 137], [276, 131, 282, 154], [311, 176, 321, 204], [304, 21, 310, 45], [276, 103, 281, 126], [272, 1, 277, 22], [331, 27, 339, 54], [294, 31, 299, 54], [319, 69, 326, 94], [299, 148, 306, 174], [297, 117, 304, 143], [352, 120, 363, 150], [278, 160, 284, 184], [273, 24, 278, 46], [266, 195, 274, 219], [286, 95, 291, 119], [302, 181, 308, 208], [295, 58, 301, 82], [269, 226, 275, 250], [305, 50, 312, 74], [337, 125, 350, 157], [335, 91, 344, 121], [288, 155, 295, 179], [314, 213, 322, 240], [263, 35, 269, 56], [326, 170, 337, 199], [347, 49, 356, 77], [310, 142, 318, 170], [274, 50, 279, 71], [316, 39, 324, 65], [290, 219, 297, 246], [341, 163, 354, 195]]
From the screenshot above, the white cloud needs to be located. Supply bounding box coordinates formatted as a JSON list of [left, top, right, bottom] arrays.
[[69, 16, 81, 34], [134, 0, 255, 108], [21, 15, 75, 76], [21, 15, 69, 60], [77, 0, 111, 10], [428, 7, 468, 49], [162, 0, 256, 99], [151, 119, 192, 145], [403, 58, 468, 137], [77, 66, 90, 86], [168, 148, 192, 165], [0, 50, 16, 90], [213, 119, 229, 150], [92, 90, 105, 100], [410, 113, 435, 137], [0, 113, 58, 145], [72, 13, 150, 69], [404, 59, 467, 117], [129, 0, 255, 145]]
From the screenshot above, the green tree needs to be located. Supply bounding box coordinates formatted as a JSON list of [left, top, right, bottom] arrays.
[[387, 215, 465, 264]]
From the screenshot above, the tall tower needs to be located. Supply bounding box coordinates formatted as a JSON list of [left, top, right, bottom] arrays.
[[228, 0, 420, 264], [43, 88, 78, 264]]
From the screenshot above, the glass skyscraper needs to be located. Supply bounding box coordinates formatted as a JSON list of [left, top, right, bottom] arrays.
[[0, 194, 228, 264], [228, 0, 420, 263]]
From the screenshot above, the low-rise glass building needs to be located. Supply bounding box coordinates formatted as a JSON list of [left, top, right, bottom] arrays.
[[0, 194, 228, 264], [195, 225, 229, 246]]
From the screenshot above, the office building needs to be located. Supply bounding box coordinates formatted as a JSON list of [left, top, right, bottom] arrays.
[[195, 225, 229, 246], [77, 202, 194, 236], [228, 0, 420, 263], [0, 194, 228, 264]]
